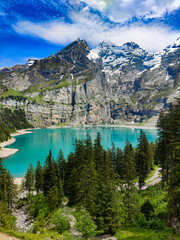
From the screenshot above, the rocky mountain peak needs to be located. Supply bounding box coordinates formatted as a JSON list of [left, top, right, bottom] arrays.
[[88, 40, 154, 73], [52, 39, 92, 68], [26, 58, 39, 67], [55, 39, 90, 58], [0, 38, 179, 126], [122, 41, 140, 49], [160, 37, 180, 68], [98, 41, 117, 48], [166, 37, 180, 49]]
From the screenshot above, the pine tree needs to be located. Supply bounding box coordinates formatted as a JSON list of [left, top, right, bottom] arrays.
[[25, 163, 35, 196], [156, 99, 180, 233], [43, 150, 53, 197], [135, 130, 153, 189], [52, 159, 64, 205], [157, 110, 172, 187], [6, 170, 17, 210], [155, 137, 168, 188], [95, 149, 119, 233], [57, 149, 67, 185], [168, 101, 180, 187], [43, 150, 64, 208], [116, 147, 123, 178], [35, 161, 43, 194], [64, 152, 77, 205], [157, 101, 180, 188], [111, 143, 117, 171], [76, 136, 97, 215], [46, 185, 59, 210], [121, 140, 136, 221], [65, 133, 120, 233], [0, 159, 17, 210], [67, 139, 87, 205], [0, 158, 7, 203], [94, 132, 104, 171]]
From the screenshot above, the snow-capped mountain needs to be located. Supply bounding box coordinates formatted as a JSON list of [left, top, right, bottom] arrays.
[[0, 38, 179, 126], [88, 41, 158, 72], [88, 39, 178, 75]]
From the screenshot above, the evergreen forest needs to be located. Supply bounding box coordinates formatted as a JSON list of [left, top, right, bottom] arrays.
[[0, 100, 179, 240], [0, 107, 32, 143]]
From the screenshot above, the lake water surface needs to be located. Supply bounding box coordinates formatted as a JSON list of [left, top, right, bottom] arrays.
[[3, 127, 158, 177]]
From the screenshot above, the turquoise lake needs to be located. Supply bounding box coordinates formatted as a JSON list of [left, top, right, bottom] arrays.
[[3, 127, 158, 177]]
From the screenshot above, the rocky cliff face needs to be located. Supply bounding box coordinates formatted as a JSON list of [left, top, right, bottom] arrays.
[[0, 38, 179, 126]]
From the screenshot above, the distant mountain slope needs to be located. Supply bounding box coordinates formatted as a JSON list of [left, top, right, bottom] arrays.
[[0, 38, 179, 126]]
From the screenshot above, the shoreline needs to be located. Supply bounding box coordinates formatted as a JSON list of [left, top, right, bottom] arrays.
[[0, 130, 33, 159], [48, 124, 157, 130], [0, 124, 157, 159], [90, 124, 157, 130]]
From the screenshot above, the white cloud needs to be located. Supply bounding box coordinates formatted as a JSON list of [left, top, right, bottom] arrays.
[[80, 0, 180, 22], [142, 0, 180, 19], [13, 21, 81, 44], [13, 14, 180, 52], [80, 0, 107, 10]]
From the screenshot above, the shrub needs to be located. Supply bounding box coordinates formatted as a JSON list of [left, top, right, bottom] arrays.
[[52, 81, 70, 90], [157, 211, 168, 220], [141, 199, 154, 220], [75, 208, 97, 239], [60, 231, 75, 240], [136, 214, 164, 230], [148, 218, 164, 230], [29, 193, 50, 218], [32, 222, 41, 233], [0, 202, 16, 229], [16, 198, 28, 209], [52, 209, 70, 234], [137, 214, 148, 228]]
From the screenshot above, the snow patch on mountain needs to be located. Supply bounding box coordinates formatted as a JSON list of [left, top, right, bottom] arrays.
[[88, 41, 160, 72], [163, 37, 180, 56], [88, 38, 180, 76]]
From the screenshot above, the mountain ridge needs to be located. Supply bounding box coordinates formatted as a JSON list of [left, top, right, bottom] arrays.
[[0, 38, 179, 126]]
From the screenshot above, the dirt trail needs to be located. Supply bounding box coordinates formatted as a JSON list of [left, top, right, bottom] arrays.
[[0, 232, 20, 240], [142, 168, 161, 190], [120, 168, 161, 191], [94, 236, 116, 240], [145, 168, 161, 183]]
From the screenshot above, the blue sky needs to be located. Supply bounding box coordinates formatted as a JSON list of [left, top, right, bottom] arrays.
[[0, 0, 179, 67]]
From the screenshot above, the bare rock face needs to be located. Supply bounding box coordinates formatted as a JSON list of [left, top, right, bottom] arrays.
[[0, 38, 179, 126]]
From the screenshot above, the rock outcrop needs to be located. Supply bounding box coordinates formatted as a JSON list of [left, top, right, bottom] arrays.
[[0, 38, 179, 126]]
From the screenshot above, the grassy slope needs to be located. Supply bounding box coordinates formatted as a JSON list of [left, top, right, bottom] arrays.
[[116, 183, 179, 240], [116, 228, 179, 240], [0, 183, 179, 240]]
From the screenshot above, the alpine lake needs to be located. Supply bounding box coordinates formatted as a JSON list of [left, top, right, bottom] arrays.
[[3, 127, 158, 177]]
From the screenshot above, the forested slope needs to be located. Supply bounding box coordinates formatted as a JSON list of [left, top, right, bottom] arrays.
[[0, 107, 33, 143], [0, 100, 179, 240]]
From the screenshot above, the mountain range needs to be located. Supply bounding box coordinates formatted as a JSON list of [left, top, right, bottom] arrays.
[[0, 38, 179, 126]]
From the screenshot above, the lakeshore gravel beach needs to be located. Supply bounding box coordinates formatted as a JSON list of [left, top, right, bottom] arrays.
[[0, 130, 33, 159]]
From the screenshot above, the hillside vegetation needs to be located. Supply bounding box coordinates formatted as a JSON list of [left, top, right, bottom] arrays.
[[0, 100, 179, 240], [0, 107, 33, 143]]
